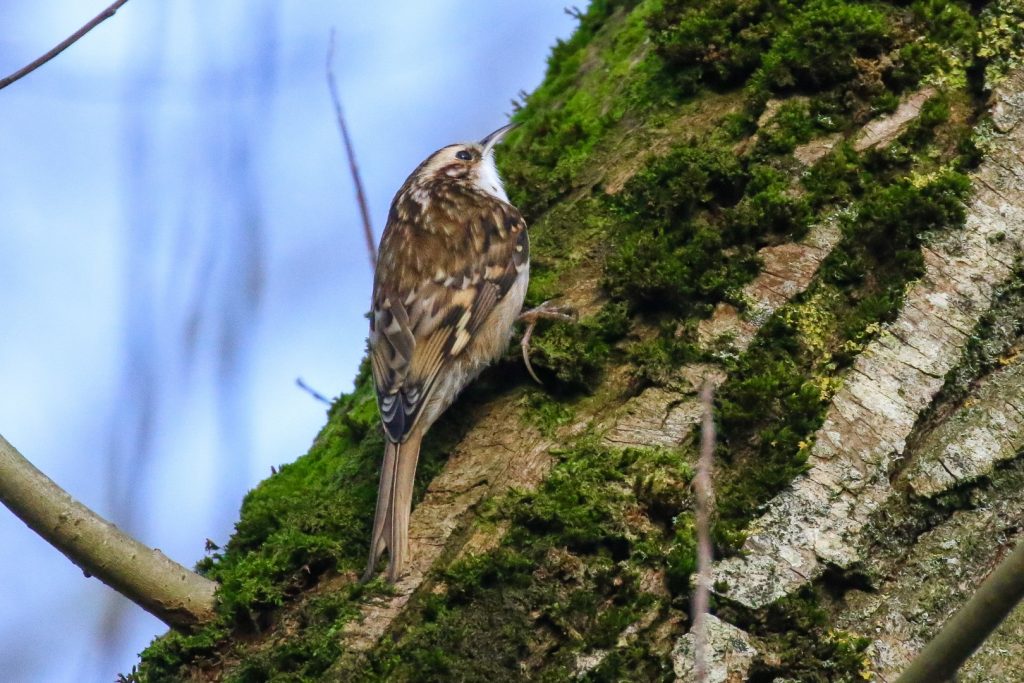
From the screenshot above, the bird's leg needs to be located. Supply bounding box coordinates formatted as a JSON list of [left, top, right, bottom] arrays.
[[516, 300, 577, 384]]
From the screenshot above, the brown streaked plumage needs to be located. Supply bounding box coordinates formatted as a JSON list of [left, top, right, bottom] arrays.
[[363, 123, 527, 583]]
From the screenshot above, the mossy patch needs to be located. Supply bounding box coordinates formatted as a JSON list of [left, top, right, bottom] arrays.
[[504, 0, 979, 398], [335, 439, 690, 682], [603, 139, 814, 317], [718, 587, 873, 681], [500, 0, 665, 219], [524, 302, 631, 392], [702, 78, 975, 561], [625, 319, 704, 388], [978, 0, 1024, 83]]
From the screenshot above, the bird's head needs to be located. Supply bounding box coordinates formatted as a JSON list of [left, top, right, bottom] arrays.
[[410, 123, 516, 202]]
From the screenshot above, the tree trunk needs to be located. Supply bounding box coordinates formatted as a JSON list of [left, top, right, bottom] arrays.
[[132, 2, 1024, 681]]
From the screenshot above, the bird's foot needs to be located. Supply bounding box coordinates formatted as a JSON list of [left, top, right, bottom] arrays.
[[517, 300, 578, 384]]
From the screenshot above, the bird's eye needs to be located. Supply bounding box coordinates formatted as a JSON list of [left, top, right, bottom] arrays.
[[455, 150, 472, 161]]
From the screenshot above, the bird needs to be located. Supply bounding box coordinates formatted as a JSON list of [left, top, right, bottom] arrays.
[[363, 123, 527, 583]]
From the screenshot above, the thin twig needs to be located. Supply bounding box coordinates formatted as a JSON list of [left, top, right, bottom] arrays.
[[326, 28, 376, 270], [0, 433, 217, 629], [0, 0, 132, 91], [692, 380, 717, 683], [296, 377, 333, 406]]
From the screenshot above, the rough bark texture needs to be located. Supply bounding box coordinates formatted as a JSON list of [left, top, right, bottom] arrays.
[[340, 395, 560, 652], [904, 357, 1024, 497], [672, 615, 756, 683], [131, 3, 1024, 681], [713, 68, 1024, 611]]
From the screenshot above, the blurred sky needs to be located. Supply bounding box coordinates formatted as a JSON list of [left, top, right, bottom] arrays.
[[0, 2, 576, 680]]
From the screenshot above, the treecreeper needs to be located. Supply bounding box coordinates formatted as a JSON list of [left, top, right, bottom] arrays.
[[363, 123, 528, 583]]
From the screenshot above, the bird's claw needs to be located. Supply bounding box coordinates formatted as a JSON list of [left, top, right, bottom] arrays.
[[517, 300, 578, 385]]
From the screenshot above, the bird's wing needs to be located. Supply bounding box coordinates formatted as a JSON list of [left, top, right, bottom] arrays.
[[370, 194, 528, 442]]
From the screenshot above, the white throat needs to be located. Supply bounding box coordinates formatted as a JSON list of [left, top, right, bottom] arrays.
[[474, 151, 509, 203]]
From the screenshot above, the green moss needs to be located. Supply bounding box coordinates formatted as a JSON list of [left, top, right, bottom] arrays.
[[604, 140, 755, 315], [131, 622, 230, 682], [665, 513, 698, 594], [614, 138, 748, 220], [506, 440, 678, 554], [355, 553, 658, 682], [978, 0, 1024, 83], [604, 133, 819, 316], [754, 99, 818, 155], [221, 585, 368, 683], [649, 0, 913, 105], [361, 554, 539, 682], [802, 143, 870, 208], [715, 312, 828, 549], [718, 588, 872, 681], [523, 197, 612, 303], [726, 163, 811, 240], [705, 112, 973, 555], [856, 168, 966, 253], [885, 1, 988, 92], [344, 440, 688, 681], [754, 1, 892, 93], [526, 302, 631, 391], [626, 320, 703, 387], [580, 634, 675, 683], [825, 167, 970, 294], [901, 92, 953, 148], [648, 0, 788, 90], [604, 219, 758, 315], [518, 388, 575, 437], [500, 1, 665, 218], [754, 95, 850, 157], [514, 0, 977, 397], [523, 261, 562, 305], [803, 89, 960, 209]]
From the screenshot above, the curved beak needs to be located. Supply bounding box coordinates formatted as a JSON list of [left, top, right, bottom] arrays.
[[479, 123, 517, 154]]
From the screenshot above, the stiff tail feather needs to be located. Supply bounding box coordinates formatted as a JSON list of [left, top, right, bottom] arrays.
[[362, 429, 424, 583]]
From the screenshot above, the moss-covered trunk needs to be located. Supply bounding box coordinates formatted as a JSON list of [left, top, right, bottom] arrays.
[[131, 1, 1024, 681]]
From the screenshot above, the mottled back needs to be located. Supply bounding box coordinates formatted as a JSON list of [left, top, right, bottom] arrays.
[[370, 169, 528, 443]]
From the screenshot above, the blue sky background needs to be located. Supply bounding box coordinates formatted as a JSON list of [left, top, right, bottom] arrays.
[[0, 3, 576, 680]]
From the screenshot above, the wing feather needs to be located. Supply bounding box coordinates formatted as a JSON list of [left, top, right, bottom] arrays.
[[370, 189, 528, 442]]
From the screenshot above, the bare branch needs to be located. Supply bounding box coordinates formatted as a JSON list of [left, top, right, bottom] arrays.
[[692, 380, 716, 683], [296, 377, 332, 406], [326, 28, 377, 270], [0, 433, 217, 630], [896, 537, 1024, 683], [0, 0, 132, 91]]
